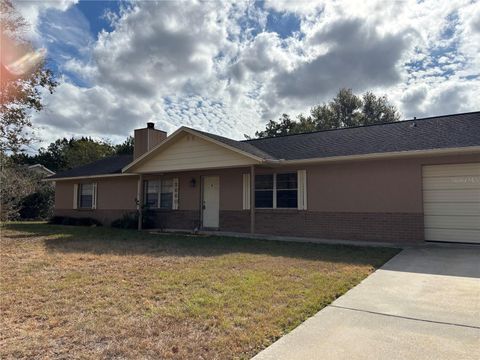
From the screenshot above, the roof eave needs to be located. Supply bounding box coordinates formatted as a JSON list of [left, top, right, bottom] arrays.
[[122, 126, 267, 173], [270, 146, 480, 165], [44, 173, 138, 182]]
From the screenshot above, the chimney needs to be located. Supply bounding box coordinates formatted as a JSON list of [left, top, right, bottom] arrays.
[[134, 122, 167, 159]]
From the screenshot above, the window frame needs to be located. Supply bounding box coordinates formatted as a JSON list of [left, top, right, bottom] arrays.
[[275, 172, 298, 209], [254, 172, 298, 209], [144, 178, 175, 210], [254, 174, 274, 209], [144, 179, 160, 208], [78, 183, 94, 209]]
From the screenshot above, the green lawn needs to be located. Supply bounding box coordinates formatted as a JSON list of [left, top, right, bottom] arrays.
[[0, 222, 399, 359]]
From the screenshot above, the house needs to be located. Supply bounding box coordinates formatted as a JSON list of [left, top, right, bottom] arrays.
[[47, 112, 480, 244], [28, 164, 55, 177]]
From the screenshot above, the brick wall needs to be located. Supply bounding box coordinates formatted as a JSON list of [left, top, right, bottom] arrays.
[[150, 210, 200, 230], [254, 210, 424, 243], [220, 210, 250, 232], [217, 210, 424, 243], [56, 208, 424, 244]]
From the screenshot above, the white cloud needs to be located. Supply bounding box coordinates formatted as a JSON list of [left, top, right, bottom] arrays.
[[15, 0, 78, 41], [23, 0, 480, 149]]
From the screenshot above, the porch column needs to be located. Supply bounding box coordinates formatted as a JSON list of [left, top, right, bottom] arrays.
[[137, 174, 143, 231], [250, 165, 255, 234]]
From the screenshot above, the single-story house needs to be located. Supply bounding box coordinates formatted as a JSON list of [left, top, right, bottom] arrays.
[[47, 111, 480, 244]]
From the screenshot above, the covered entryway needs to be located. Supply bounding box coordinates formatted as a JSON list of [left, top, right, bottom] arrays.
[[422, 163, 480, 243], [202, 176, 220, 228]]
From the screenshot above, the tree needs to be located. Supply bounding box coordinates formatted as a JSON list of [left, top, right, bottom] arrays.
[[0, 154, 52, 220], [254, 88, 400, 138], [0, 0, 57, 153], [63, 137, 115, 169], [10, 136, 134, 172], [255, 114, 298, 138], [115, 136, 134, 155]]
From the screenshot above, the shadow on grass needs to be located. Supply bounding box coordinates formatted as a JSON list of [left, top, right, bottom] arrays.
[[3, 222, 399, 267]]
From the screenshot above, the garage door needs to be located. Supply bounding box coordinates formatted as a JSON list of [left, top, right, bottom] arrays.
[[423, 163, 480, 243]]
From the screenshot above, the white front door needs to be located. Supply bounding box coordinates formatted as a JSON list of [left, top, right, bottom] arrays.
[[202, 176, 220, 228]]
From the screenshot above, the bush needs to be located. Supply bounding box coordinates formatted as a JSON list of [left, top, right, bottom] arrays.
[[111, 208, 156, 229], [49, 216, 102, 227], [19, 187, 54, 220], [111, 212, 137, 229], [0, 156, 56, 221]]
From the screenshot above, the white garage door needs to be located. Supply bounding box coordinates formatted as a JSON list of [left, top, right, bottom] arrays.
[[423, 163, 480, 243]]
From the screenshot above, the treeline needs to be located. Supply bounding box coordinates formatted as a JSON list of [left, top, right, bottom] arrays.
[[11, 136, 134, 173]]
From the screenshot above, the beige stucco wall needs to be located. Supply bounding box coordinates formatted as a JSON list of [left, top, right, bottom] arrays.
[[143, 167, 247, 211], [256, 153, 480, 213], [55, 176, 138, 210], [55, 153, 480, 215]]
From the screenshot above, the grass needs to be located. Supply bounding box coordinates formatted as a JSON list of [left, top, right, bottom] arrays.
[[0, 222, 399, 359]]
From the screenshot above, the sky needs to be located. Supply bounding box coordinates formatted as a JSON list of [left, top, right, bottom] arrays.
[[13, 0, 480, 149]]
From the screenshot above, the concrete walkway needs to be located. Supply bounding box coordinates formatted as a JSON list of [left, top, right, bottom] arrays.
[[253, 246, 480, 360]]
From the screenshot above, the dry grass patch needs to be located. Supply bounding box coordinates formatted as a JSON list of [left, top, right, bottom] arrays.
[[0, 222, 399, 359]]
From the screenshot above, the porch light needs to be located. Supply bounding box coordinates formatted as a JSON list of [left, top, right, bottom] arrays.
[[190, 178, 196, 187]]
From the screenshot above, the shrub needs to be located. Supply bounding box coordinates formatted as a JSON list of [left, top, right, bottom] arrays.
[[111, 208, 156, 229], [0, 160, 53, 221], [111, 212, 137, 229], [19, 187, 54, 220], [49, 216, 102, 227]]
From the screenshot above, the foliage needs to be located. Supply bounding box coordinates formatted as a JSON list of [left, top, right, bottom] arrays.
[[111, 212, 138, 229], [0, 155, 53, 220], [18, 186, 54, 219], [254, 88, 400, 138], [11, 137, 114, 172], [0, 0, 58, 153], [11, 136, 133, 173], [114, 136, 134, 155], [111, 208, 155, 229], [49, 216, 102, 227]]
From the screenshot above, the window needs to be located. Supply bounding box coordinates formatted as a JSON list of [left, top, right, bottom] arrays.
[[276, 173, 297, 208], [254, 173, 298, 209], [255, 174, 273, 208], [79, 183, 94, 209], [160, 179, 173, 209], [144, 179, 174, 209], [145, 180, 160, 208]]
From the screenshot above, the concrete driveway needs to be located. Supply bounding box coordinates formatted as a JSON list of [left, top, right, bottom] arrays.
[[253, 246, 480, 360]]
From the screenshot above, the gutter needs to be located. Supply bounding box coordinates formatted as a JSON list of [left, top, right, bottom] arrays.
[[263, 146, 480, 166], [43, 173, 138, 182]]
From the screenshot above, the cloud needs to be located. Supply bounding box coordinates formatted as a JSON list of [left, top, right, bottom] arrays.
[[271, 19, 413, 102], [21, 0, 480, 150], [92, 1, 235, 98], [14, 0, 78, 41]]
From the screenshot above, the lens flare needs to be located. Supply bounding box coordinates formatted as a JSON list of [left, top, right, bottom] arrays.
[[4, 48, 46, 76]]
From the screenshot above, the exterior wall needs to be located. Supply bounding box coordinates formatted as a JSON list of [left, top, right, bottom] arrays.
[[145, 168, 247, 229], [133, 133, 257, 173], [53, 152, 480, 243], [54, 176, 138, 225]]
